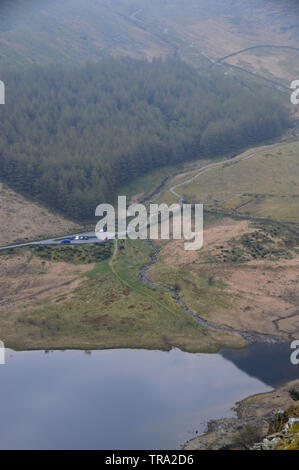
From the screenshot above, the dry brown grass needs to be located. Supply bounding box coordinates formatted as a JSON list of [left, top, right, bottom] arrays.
[[0, 250, 91, 314], [226, 49, 299, 86], [0, 241, 244, 352], [149, 217, 299, 341], [155, 219, 254, 269], [181, 12, 298, 59], [0, 183, 82, 246], [194, 256, 299, 338]]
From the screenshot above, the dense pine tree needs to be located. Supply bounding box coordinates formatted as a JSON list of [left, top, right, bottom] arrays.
[[0, 57, 290, 221]]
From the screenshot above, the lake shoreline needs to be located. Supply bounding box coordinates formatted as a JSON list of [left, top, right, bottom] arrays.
[[1, 344, 297, 449], [183, 379, 299, 450]]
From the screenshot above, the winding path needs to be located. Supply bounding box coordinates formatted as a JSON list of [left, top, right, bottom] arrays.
[[170, 120, 299, 206], [205, 44, 299, 91], [126, 7, 297, 92], [137, 121, 299, 345], [215, 45, 299, 65]]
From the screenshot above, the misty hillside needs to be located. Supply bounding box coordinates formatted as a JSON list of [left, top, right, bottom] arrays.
[[0, 0, 298, 67], [0, 1, 296, 221]]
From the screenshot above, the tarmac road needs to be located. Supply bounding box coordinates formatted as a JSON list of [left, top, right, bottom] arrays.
[[0, 231, 116, 251]]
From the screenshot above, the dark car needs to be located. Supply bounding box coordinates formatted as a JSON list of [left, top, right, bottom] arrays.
[[60, 239, 71, 244]]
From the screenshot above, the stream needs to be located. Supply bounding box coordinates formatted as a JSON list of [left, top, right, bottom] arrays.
[[139, 240, 281, 345]]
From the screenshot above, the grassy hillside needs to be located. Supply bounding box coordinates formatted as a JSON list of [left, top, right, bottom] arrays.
[[0, 0, 298, 81], [180, 141, 299, 224], [147, 216, 299, 342], [226, 46, 299, 87], [0, 182, 81, 246], [0, 238, 243, 351]]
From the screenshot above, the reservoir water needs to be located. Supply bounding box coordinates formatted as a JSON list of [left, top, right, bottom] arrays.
[[0, 343, 297, 449]]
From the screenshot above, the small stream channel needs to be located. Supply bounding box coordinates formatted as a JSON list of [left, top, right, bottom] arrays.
[[139, 239, 282, 345]]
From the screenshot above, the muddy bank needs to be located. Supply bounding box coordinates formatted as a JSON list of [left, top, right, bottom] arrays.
[[183, 379, 299, 450]]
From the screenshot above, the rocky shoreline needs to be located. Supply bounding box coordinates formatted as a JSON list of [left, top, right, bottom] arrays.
[[183, 380, 299, 450]]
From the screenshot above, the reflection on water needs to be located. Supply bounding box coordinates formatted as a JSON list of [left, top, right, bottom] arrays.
[[221, 342, 298, 388], [0, 343, 295, 450]]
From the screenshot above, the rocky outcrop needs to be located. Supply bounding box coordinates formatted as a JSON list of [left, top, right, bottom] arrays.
[[253, 413, 299, 450], [183, 380, 299, 450]]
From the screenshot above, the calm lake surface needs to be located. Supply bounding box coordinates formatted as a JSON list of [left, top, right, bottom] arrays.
[[0, 343, 297, 449]]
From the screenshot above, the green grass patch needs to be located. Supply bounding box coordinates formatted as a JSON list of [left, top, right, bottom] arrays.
[[28, 242, 113, 264], [209, 222, 299, 264], [1, 239, 243, 352], [148, 260, 236, 321], [180, 142, 299, 223]]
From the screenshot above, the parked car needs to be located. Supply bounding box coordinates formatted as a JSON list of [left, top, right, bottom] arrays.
[[60, 239, 71, 244]]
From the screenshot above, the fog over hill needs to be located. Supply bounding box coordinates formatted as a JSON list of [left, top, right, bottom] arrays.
[[0, 0, 298, 66]]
